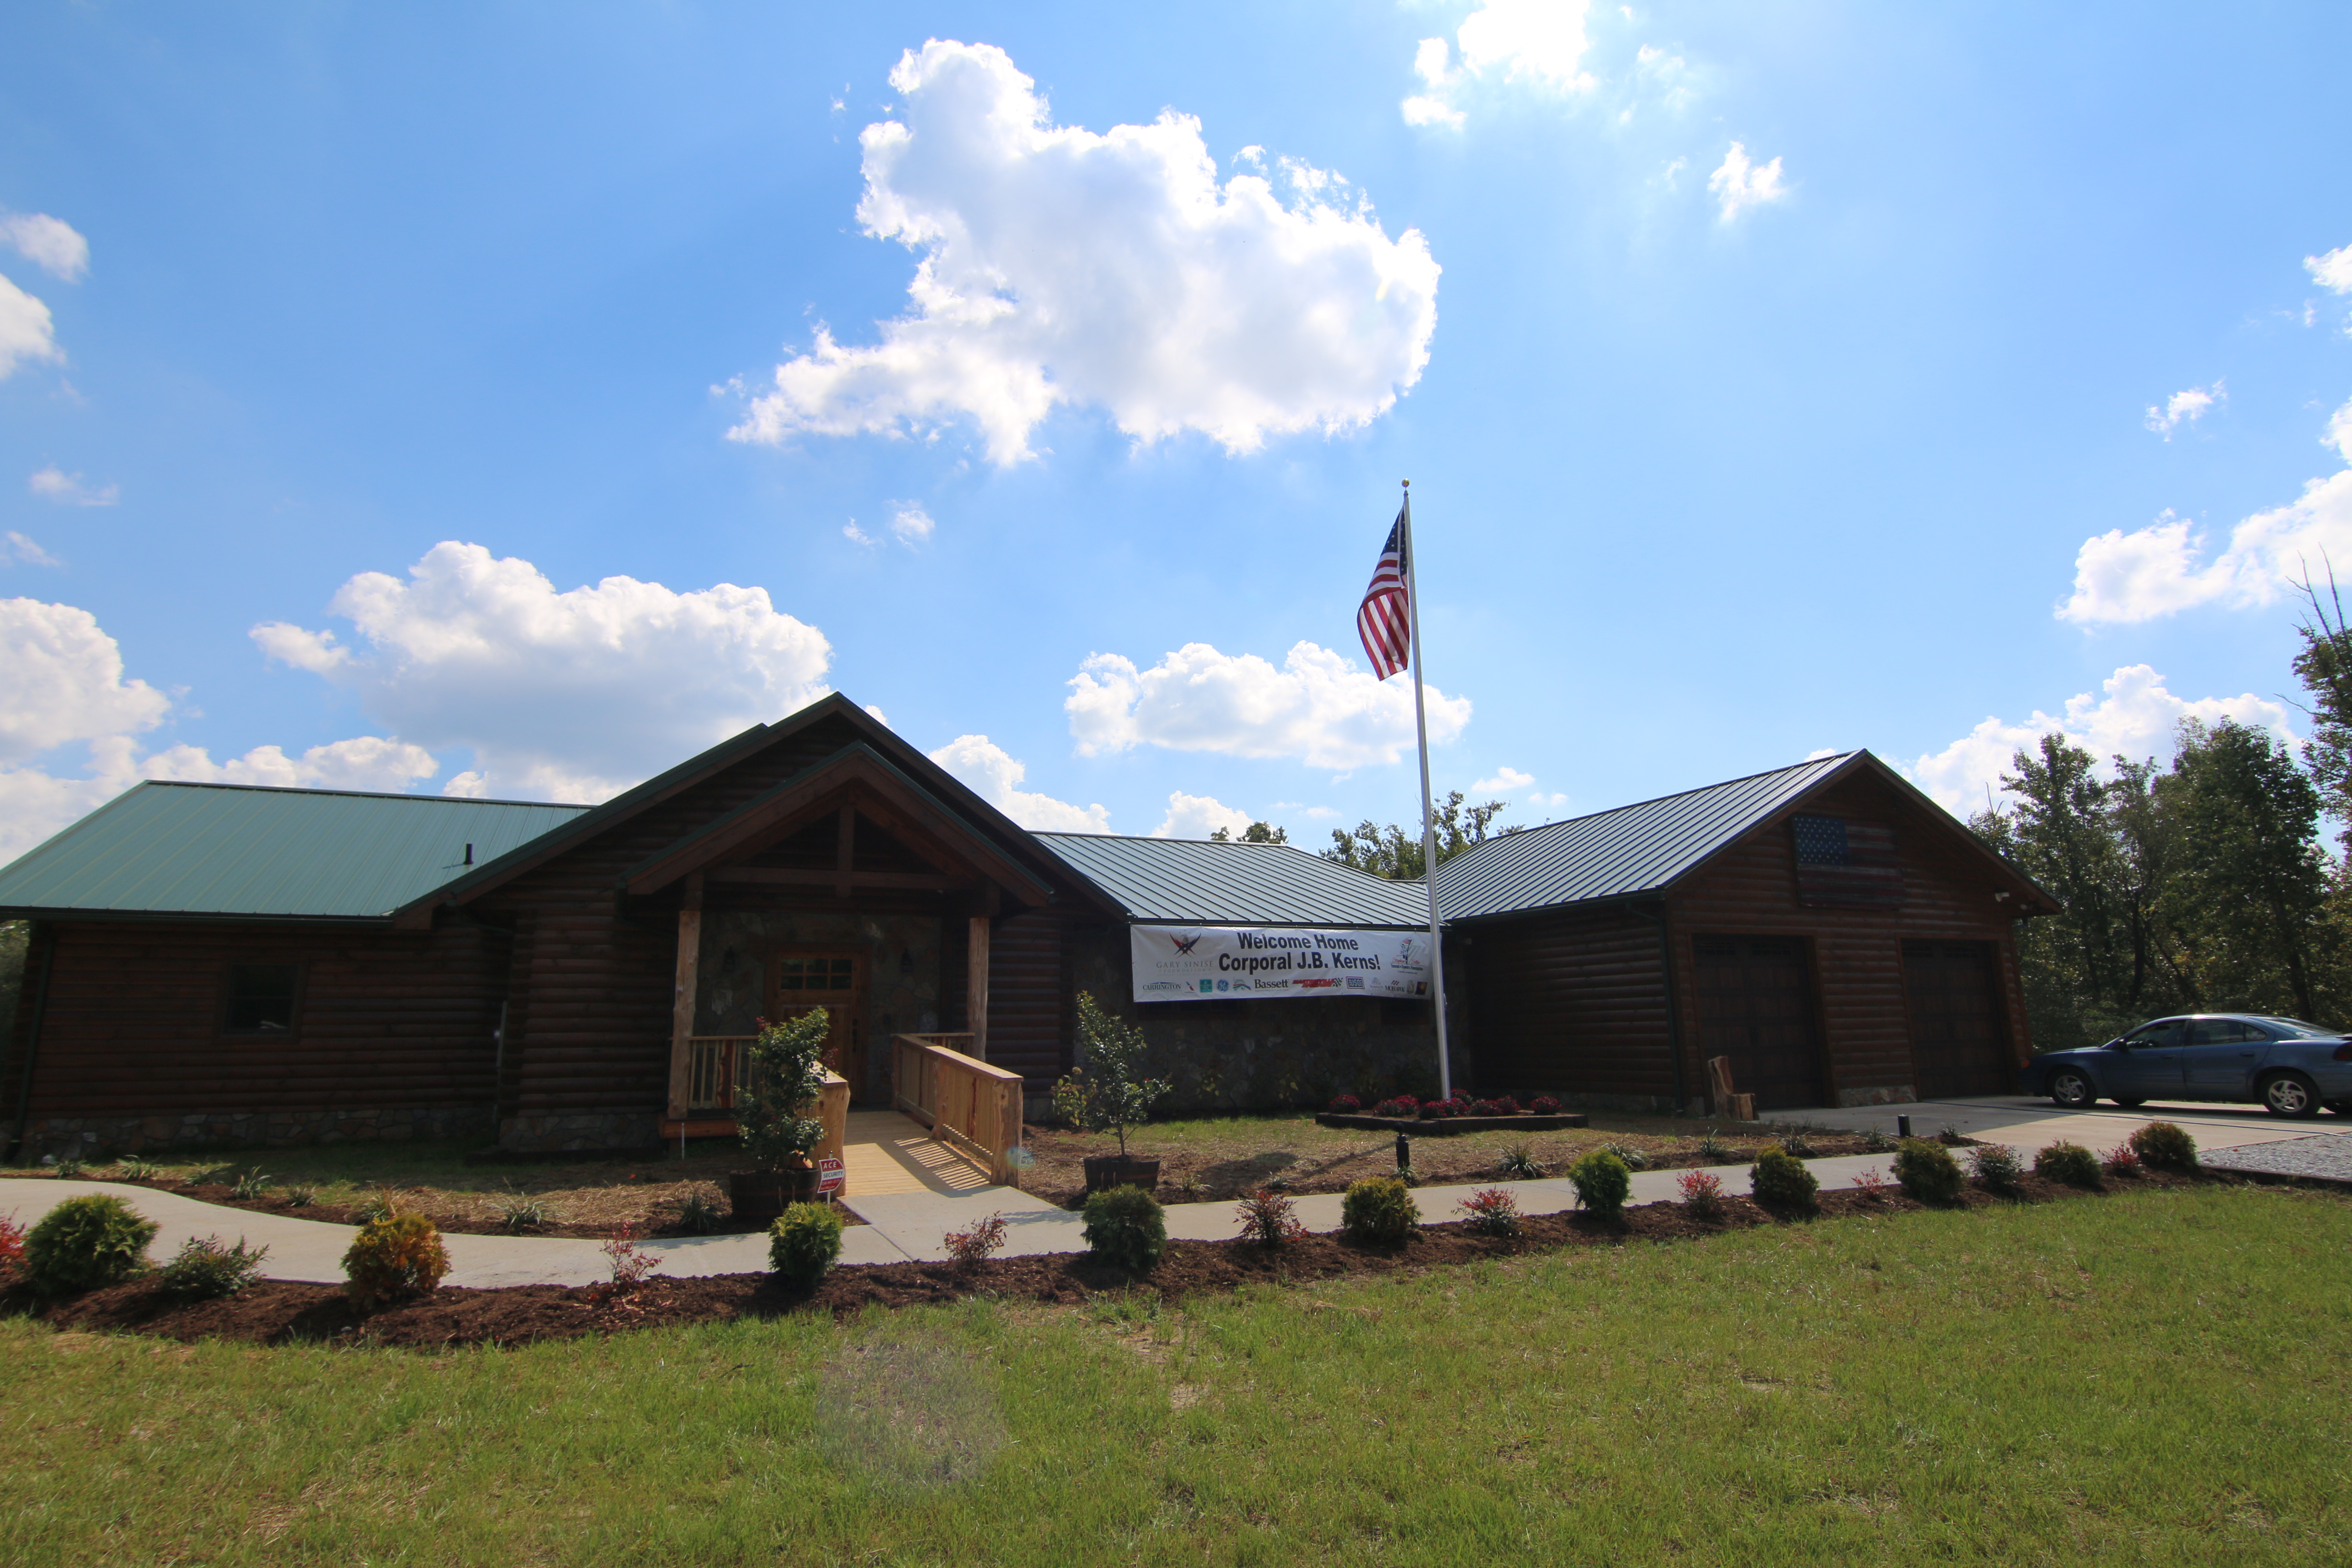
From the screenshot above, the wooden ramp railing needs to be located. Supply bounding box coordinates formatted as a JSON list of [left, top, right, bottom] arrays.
[[676, 1035, 847, 1165], [891, 1033, 1023, 1186]]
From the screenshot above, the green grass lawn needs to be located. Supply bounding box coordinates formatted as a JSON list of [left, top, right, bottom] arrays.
[[6, 1183, 2349, 1565]]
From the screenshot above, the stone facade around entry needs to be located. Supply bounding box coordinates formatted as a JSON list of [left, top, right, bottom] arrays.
[[693, 909, 946, 1104]]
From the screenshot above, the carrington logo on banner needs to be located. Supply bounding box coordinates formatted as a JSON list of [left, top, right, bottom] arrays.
[[1130, 925, 1431, 1003]]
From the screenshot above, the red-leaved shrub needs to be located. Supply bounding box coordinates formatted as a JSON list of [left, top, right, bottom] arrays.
[[1328, 1094, 1363, 1115], [1528, 1095, 1562, 1115], [1234, 1188, 1305, 1246], [1374, 1096, 1418, 1118], [1678, 1168, 1726, 1219], [1489, 1096, 1522, 1116], [0, 1212, 25, 1277], [944, 1211, 1009, 1270]]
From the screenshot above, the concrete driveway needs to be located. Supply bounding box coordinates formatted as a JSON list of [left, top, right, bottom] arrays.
[[1763, 1094, 2338, 1157]]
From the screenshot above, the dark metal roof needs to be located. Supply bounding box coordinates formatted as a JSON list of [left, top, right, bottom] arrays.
[[1433, 753, 1857, 921], [0, 781, 590, 920], [1035, 833, 1431, 927]]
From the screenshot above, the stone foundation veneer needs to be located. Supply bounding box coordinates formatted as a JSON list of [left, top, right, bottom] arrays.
[[1835, 1084, 1918, 1108], [18, 1105, 494, 1159], [497, 1111, 662, 1152]]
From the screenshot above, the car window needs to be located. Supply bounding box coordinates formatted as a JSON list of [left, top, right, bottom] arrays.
[[2189, 1020, 2264, 1045], [2128, 1020, 2189, 1047], [2259, 1017, 2336, 1038]]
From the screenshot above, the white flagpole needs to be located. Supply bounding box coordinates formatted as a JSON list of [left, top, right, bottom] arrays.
[[1399, 479, 1453, 1101]]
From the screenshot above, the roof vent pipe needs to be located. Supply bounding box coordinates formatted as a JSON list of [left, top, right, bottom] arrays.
[[463, 843, 474, 865]]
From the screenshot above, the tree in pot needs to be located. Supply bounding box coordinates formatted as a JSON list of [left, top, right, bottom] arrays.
[[729, 1009, 832, 1224], [1053, 992, 1172, 1193]]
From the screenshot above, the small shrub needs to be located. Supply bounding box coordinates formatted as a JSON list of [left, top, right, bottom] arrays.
[[494, 1194, 555, 1234], [50, 1153, 86, 1179], [1600, 1140, 1650, 1172], [1175, 1171, 1205, 1202], [229, 1168, 274, 1201], [769, 1202, 844, 1289], [2103, 1142, 2144, 1179], [341, 1213, 450, 1307], [1894, 1138, 1964, 1204], [1860, 1126, 1894, 1153], [354, 1190, 400, 1225], [1528, 1095, 1562, 1115], [1750, 1145, 1819, 1212], [1494, 1140, 1547, 1180], [1341, 1175, 1418, 1245], [1327, 1094, 1363, 1115], [1937, 1125, 1966, 1145], [1782, 1133, 1820, 1160], [1678, 1168, 1726, 1220], [1083, 1184, 1167, 1272], [943, 1212, 1009, 1270], [2034, 1141, 2102, 1188], [282, 1186, 316, 1208], [1568, 1150, 1632, 1219], [1373, 1096, 1417, 1118], [600, 1223, 664, 1293], [117, 1158, 160, 1182], [1489, 1096, 1522, 1115], [157, 1234, 269, 1302], [1852, 1165, 1886, 1194], [1469, 1098, 1504, 1116], [0, 1213, 27, 1274], [671, 1191, 724, 1234], [2129, 1121, 2198, 1172], [1237, 1187, 1308, 1246], [25, 1193, 156, 1295], [1697, 1130, 1733, 1163], [1968, 1143, 2026, 1192], [1458, 1187, 1522, 1237]]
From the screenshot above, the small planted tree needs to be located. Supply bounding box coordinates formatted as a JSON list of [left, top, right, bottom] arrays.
[[730, 1009, 833, 1222], [1054, 992, 1171, 1189]]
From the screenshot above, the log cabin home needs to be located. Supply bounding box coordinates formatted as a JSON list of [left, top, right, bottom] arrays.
[[0, 705, 2054, 1160]]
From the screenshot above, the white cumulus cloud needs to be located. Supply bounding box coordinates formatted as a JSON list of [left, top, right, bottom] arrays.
[[0, 212, 89, 283], [0, 273, 62, 380], [1153, 790, 1255, 840], [927, 733, 1110, 833], [28, 466, 117, 506], [251, 542, 835, 803], [3, 531, 60, 567], [0, 597, 432, 860], [1066, 641, 1471, 771], [1470, 766, 1535, 794], [2309, 242, 2352, 295], [1910, 665, 2295, 812], [2145, 381, 2222, 438], [891, 503, 935, 545], [1403, 1, 1597, 127], [1709, 142, 1788, 221], [728, 40, 1440, 466], [2060, 395, 2352, 624]]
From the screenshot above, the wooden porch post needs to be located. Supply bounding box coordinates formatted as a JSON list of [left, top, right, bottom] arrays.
[[665, 872, 704, 1122], [967, 914, 990, 1060]]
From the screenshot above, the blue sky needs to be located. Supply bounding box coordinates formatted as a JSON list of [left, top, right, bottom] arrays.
[[3, 1, 2349, 860]]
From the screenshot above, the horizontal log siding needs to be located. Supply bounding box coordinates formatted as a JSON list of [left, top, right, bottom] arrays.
[[5, 920, 506, 1119], [983, 909, 1069, 1090], [1664, 771, 2032, 1105], [1465, 906, 1673, 1100]]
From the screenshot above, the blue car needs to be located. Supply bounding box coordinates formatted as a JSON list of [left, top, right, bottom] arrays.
[[2020, 1014, 2352, 1118]]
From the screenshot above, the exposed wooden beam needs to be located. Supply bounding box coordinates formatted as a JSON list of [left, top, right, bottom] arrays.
[[708, 867, 969, 892], [665, 870, 704, 1122], [968, 915, 991, 1060], [835, 804, 855, 900]]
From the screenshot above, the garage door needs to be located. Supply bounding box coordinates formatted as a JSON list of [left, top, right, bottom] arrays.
[[1691, 935, 1824, 1110], [1904, 940, 2011, 1099]]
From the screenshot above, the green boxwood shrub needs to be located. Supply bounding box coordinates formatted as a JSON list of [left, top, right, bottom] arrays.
[[1082, 1185, 1168, 1271], [2129, 1121, 2199, 1172], [2034, 1140, 2102, 1188], [341, 1212, 450, 1307], [1749, 1145, 1819, 1212], [1567, 1150, 1632, 1219], [25, 1193, 157, 1295], [769, 1202, 844, 1290], [1968, 1142, 2025, 1192], [1894, 1138, 1964, 1204], [1341, 1175, 1418, 1245]]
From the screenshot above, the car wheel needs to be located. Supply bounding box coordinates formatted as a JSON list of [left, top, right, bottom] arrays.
[[2261, 1072, 2323, 1119], [2048, 1069, 2097, 1109]]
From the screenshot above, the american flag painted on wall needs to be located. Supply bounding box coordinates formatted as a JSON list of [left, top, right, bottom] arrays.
[[1357, 508, 1411, 679], [1792, 815, 1905, 909]]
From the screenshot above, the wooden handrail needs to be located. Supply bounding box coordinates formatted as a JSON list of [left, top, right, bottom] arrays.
[[890, 1033, 1023, 1186]]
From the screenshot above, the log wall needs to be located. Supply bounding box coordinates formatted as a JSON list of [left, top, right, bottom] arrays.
[[1462, 904, 1675, 1106]]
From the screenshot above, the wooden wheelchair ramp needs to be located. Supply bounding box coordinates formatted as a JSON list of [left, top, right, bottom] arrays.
[[840, 1109, 992, 1197]]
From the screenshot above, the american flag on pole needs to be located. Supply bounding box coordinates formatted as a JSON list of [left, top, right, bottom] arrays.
[[1357, 508, 1411, 679]]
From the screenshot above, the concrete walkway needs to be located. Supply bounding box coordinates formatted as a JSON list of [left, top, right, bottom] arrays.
[[7, 1099, 2338, 1287]]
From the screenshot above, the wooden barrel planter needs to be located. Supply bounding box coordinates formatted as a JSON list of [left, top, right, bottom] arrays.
[[1082, 1155, 1161, 1193], [728, 1164, 821, 1224]]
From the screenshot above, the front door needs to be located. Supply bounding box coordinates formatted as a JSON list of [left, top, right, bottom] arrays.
[[2109, 1017, 2190, 1100], [769, 951, 865, 1100], [1691, 935, 1825, 1110]]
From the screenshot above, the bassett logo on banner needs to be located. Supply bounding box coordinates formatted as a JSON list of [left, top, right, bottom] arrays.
[[1130, 925, 1430, 1003]]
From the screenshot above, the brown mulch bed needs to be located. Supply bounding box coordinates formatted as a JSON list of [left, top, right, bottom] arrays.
[[13, 1168, 2209, 1351], [102, 1178, 817, 1239]]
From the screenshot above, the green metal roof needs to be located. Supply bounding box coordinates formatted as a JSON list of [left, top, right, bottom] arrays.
[[0, 781, 590, 921], [1035, 833, 1430, 927]]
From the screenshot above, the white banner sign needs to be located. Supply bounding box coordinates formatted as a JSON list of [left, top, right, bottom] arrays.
[[1130, 925, 1432, 1003]]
